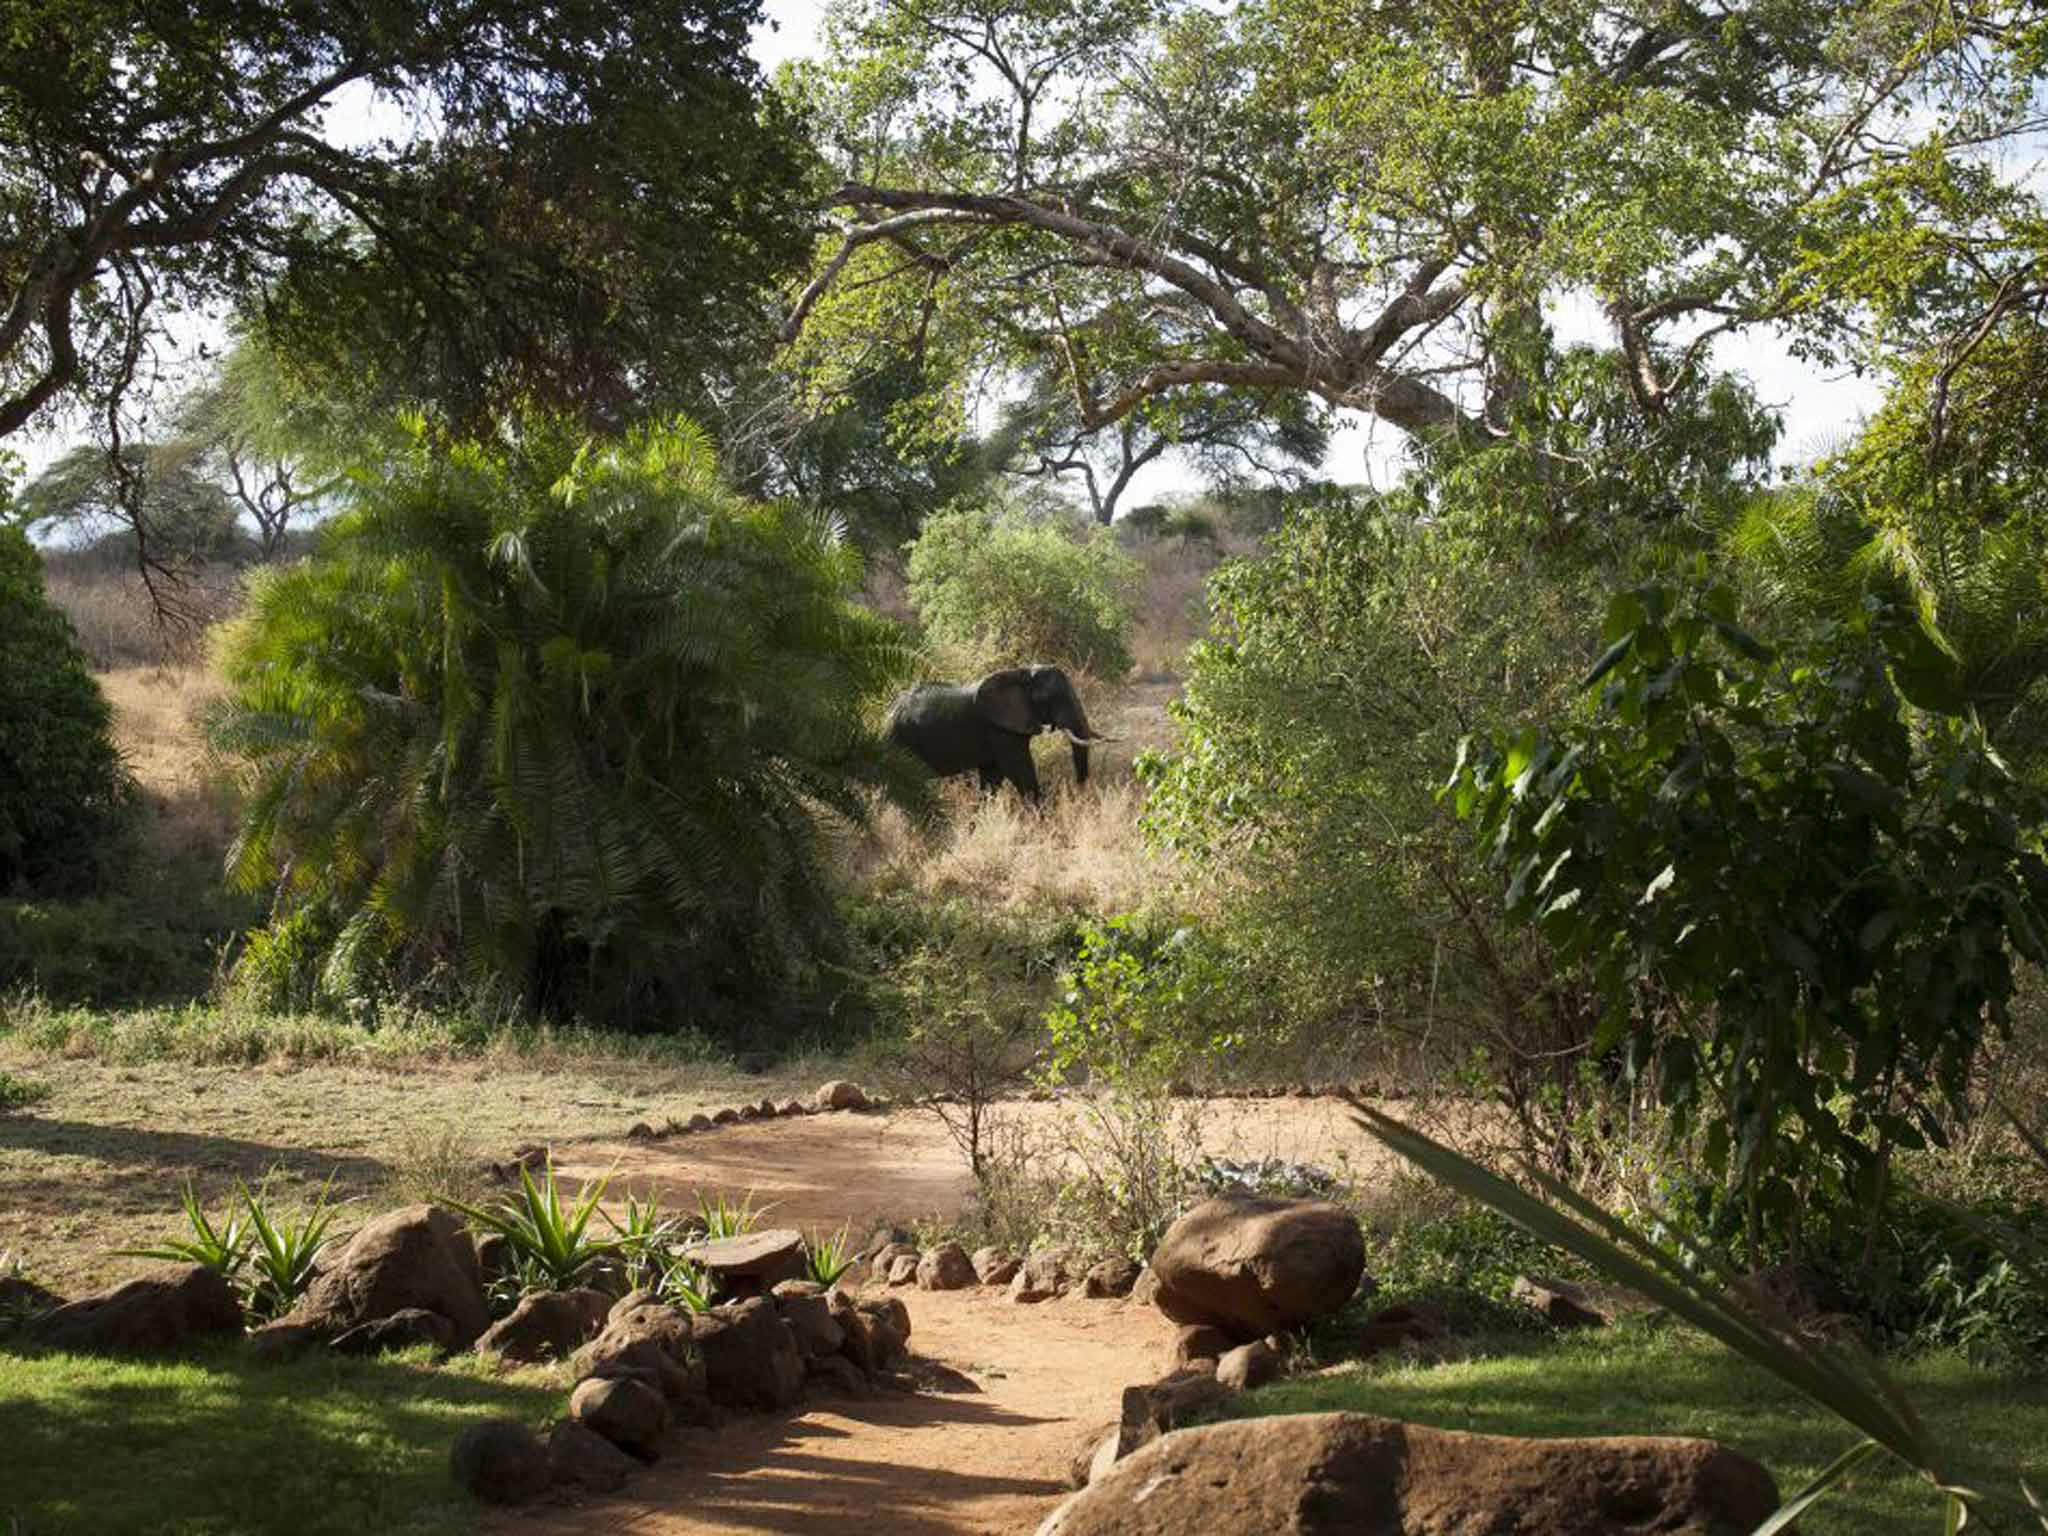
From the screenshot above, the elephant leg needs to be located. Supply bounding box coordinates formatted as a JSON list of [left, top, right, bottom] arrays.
[[992, 734, 1041, 804]]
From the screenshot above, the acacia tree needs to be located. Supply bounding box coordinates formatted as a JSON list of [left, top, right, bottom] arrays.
[[0, 0, 814, 443], [786, 0, 2047, 516]]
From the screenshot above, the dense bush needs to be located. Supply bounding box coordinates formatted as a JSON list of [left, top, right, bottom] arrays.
[[906, 501, 1141, 679], [1140, 488, 1617, 1151], [0, 525, 132, 893], [209, 415, 933, 1030]]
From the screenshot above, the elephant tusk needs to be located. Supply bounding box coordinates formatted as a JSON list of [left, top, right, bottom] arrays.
[[1064, 729, 1119, 745]]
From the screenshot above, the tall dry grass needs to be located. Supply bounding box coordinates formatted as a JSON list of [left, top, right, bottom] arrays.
[[43, 559, 242, 670], [97, 665, 240, 881]]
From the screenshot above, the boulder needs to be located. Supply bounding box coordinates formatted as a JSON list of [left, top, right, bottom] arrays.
[[626, 1121, 656, 1141], [686, 1113, 715, 1132], [569, 1374, 671, 1461], [777, 1291, 845, 1357], [1067, 1421, 1121, 1490], [1009, 1248, 1071, 1304], [916, 1243, 977, 1291], [693, 1296, 804, 1411], [1216, 1338, 1282, 1392], [872, 1241, 920, 1275], [971, 1247, 1021, 1286], [778, 1100, 807, 1117], [1512, 1275, 1605, 1330], [575, 1305, 710, 1419], [450, 1420, 551, 1506], [813, 1080, 870, 1112], [473, 1232, 517, 1292], [887, 1254, 920, 1286], [804, 1352, 872, 1399], [1037, 1413, 1781, 1536], [839, 1298, 910, 1374], [1083, 1256, 1141, 1299], [1117, 1370, 1234, 1459], [712, 1107, 739, 1125], [608, 1288, 660, 1324], [246, 1317, 328, 1362], [548, 1419, 639, 1493], [27, 1264, 243, 1353], [330, 1307, 456, 1357], [1170, 1323, 1239, 1372], [679, 1229, 808, 1298], [1130, 1266, 1161, 1308], [772, 1279, 825, 1299], [287, 1204, 489, 1346], [861, 1226, 914, 1259], [0, 1273, 64, 1326], [475, 1288, 612, 1363], [1149, 1197, 1364, 1337]]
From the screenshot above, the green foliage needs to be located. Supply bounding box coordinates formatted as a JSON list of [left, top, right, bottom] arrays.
[[656, 1259, 713, 1313], [117, 1179, 249, 1277], [240, 1175, 345, 1321], [447, 1161, 620, 1293], [1445, 577, 2048, 1258], [1042, 914, 1233, 1092], [11, 443, 242, 562], [1139, 488, 1612, 1139], [0, 1069, 50, 1111], [1365, 1202, 1565, 1307], [803, 1224, 855, 1287], [0, 527, 132, 894], [694, 1188, 773, 1241], [906, 502, 1141, 679], [1, 887, 254, 1007], [210, 414, 930, 1029]]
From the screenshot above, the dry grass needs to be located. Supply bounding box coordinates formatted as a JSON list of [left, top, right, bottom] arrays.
[[98, 664, 240, 882], [1128, 534, 1231, 679], [44, 559, 242, 670]]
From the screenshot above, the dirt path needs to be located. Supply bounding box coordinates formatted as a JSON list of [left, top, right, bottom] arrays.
[[493, 1098, 1436, 1535], [486, 1289, 1172, 1536]]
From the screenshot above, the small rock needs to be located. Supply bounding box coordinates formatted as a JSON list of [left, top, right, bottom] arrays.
[[779, 1100, 806, 1116], [1009, 1248, 1070, 1304], [778, 1291, 846, 1357], [805, 1352, 871, 1399], [737, 1104, 761, 1121], [626, 1121, 656, 1140], [570, 1374, 671, 1461], [1067, 1421, 1120, 1490], [916, 1243, 977, 1291], [1130, 1266, 1161, 1308], [687, 1113, 714, 1132], [450, 1420, 551, 1506], [1512, 1274, 1606, 1330], [548, 1419, 639, 1492], [679, 1229, 809, 1296], [693, 1296, 804, 1411], [609, 1288, 660, 1323], [971, 1247, 1020, 1286], [712, 1107, 739, 1125], [887, 1254, 920, 1286], [1082, 1256, 1140, 1299], [473, 1232, 517, 1289], [1117, 1370, 1235, 1459], [1216, 1338, 1282, 1392], [245, 1317, 326, 1362], [812, 1080, 870, 1112], [331, 1307, 456, 1357]]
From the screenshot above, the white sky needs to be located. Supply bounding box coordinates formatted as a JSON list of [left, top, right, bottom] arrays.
[[17, 4, 1889, 501]]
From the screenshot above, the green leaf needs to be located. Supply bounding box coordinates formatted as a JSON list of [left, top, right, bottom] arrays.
[[1584, 631, 1637, 689], [1752, 1439, 1886, 1535]]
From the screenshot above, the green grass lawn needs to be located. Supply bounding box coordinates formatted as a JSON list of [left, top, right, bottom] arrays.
[[1227, 1321, 2048, 1534], [0, 1343, 565, 1536]]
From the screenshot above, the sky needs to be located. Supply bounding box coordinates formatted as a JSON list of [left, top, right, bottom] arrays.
[[18, 3, 1889, 501]]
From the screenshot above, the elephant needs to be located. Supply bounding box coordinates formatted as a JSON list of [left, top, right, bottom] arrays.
[[885, 664, 1111, 803]]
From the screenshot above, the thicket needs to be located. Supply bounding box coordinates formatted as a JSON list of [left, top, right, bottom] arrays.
[[209, 415, 932, 1033], [906, 500, 1142, 679], [0, 526, 132, 895]]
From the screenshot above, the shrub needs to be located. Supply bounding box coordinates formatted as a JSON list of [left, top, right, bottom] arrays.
[[906, 501, 1141, 679], [1140, 489, 1614, 1155], [0, 526, 132, 893], [209, 414, 932, 1029], [0, 1069, 51, 1111]]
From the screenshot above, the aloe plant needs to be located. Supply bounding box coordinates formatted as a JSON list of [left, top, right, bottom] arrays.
[[695, 1188, 776, 1240], [1348, 1101, 2048, 1533], [803, 1223, 855, 1286], [117, 1179, 250, 1276], [605, 1188, 687, 1292], [448, 1159, 621, 1291], [241, 1173, 347, 1320]]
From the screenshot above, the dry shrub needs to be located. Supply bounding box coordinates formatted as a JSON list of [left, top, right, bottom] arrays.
[[43, 559, 242, 669], [1128, 535, 1225, 679]]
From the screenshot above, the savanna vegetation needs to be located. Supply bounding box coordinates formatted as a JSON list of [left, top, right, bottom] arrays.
[[4, 0, 2048, 1530]]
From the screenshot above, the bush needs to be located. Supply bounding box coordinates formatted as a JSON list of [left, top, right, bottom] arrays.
[[1139, 489, 1615, 1151], [209, 414, 933, 1030], [906, 501, 1141, 679], [0, 526, 132, 892]]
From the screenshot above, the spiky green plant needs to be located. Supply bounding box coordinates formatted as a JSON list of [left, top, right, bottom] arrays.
[[116, 1179, 249, 1276], [695, 1188, 775, 1240], [1348, 1101, 2048, 1533], [447, 1159, 621, 1291], [208, 412, 934, 1023], [803, 1223, 855, 1286], [658, 1258, 713, 1313], [240, 1173, 347, 1320], [606, 1188, 686, 1292]]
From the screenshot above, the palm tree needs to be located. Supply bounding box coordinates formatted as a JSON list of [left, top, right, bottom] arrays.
[[210, 413, 932, 1025]]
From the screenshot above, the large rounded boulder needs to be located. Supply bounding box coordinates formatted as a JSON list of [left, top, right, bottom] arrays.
[[1149, 1196, 1364, 1338], [26, 1264, 243, 1353], [1036, 1412, 1780, 1535], [285, 1204, 490, 1346]]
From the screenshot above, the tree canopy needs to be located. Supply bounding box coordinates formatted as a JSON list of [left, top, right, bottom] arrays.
[[0, 0, 814, 440], [786, 0, 2047, 514]]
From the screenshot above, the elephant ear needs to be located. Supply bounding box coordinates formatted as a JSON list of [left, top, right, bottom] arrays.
[[975, 668, 1036, 734]]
